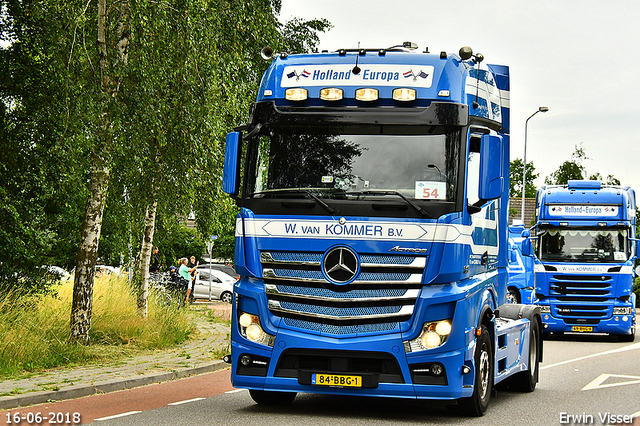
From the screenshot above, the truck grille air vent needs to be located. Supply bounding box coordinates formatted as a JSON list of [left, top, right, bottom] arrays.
[[261, 251, 426, 335]]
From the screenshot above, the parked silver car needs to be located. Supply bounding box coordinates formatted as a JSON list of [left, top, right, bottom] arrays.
[[193, 268, 236, 303]]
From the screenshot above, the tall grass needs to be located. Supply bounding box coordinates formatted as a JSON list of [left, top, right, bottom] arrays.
[[0, 275, 195, 379]]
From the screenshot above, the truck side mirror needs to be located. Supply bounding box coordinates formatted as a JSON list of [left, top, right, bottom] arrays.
[[223, 131, 242, 196], [478, 134, 504, 201], [521, 229, 532, 256]]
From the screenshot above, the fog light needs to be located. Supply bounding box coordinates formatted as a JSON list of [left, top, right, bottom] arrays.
[[240, 355, 251, 366], [544, 314, 549, 320], [462, 365, 471, 374], [431, 363, 443, 376], [623, 316, 629, 322]]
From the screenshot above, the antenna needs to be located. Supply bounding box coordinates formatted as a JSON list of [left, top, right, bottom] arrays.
[[353, 42, 362, 75]]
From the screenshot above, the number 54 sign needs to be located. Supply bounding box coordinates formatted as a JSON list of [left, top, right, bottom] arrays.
[[415, 181, 446, 200]]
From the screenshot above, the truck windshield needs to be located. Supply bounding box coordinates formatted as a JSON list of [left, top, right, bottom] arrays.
[[246, 129, 460, 202], [539, 228, 628, 263]]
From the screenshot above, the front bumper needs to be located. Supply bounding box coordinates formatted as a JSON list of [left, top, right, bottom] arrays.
[[230, 327, 475, 400]]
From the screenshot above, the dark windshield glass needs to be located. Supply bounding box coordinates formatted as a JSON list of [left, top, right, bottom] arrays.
[[539, 228, 628, 263], [246, 130, 460, 202]]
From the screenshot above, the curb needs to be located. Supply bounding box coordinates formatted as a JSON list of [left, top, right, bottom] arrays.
[[0, 360, 228, 410]]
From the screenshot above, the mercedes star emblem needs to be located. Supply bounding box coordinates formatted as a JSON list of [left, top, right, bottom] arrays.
[[323, 247, 359, 284]]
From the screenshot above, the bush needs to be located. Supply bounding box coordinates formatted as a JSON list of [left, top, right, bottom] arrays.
[[634, 277, 640, 308], [0, 275, 195, 378]]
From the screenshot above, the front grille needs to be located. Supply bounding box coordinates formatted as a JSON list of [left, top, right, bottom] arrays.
[[549, 274, 613, 299], [262, 251, 425, 334]]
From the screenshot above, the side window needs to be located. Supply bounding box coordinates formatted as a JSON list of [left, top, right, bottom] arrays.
[[466, 134, 481, 207], [254, 135, 271, 193]]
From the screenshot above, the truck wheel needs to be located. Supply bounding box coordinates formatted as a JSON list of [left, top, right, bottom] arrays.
[[507, 288, 521, 304], [509, 318, 540, 392], [459, 325, 493, 416], [618, 327, 635, 342], [249, 389, 297, 406]]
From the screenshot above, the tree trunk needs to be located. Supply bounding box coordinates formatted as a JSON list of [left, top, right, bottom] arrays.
[[137, 199, 158, 317], [70, 158, 109, 344], [69, 0, 130, 343]]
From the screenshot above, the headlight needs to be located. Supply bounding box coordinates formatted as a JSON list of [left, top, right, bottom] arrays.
[[538, 305, 551, 314], [237, 311, 275, 347], [613, 307, 632, 315], [404, 320, 452, 353]]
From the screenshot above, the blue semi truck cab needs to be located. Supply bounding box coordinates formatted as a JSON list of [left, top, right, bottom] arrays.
[[222, 43, 542, 416], [507, 223, 535, 304], [534, 180, 637, 341]]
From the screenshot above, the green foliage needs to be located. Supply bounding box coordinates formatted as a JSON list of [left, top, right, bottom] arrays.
[[509, 158, 539, 198], [154, 222, 207, 269], [0, 0, 331, 291], [545, 143, 587, 185], [0, 275, 194, 378], [634, 277, 640, 308]]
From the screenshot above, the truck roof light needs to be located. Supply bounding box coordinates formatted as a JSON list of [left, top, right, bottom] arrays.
[[559, 222, 568, 226], [355, 88, 378, 101], [393, 88, 416, 101], [598, 222, 607, 226], [285, 88, 308, 101], [320, 88, 343, 101]]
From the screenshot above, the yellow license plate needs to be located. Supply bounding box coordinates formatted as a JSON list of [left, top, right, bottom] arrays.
[[572, 326, 593, 332], [311, 373, 362, 387]]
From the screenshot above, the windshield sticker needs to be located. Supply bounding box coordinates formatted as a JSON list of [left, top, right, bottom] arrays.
[[281, 65, 435, 88], [415, 181, 446, 200], [547, 205, 618, 217], [614, 252, 626, 261]]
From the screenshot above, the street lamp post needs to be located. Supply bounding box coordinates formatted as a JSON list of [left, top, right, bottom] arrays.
[[521, 106, 549, 223]]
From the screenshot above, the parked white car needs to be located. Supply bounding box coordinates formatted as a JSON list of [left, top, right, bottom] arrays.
[[193, 268, 236, 303]]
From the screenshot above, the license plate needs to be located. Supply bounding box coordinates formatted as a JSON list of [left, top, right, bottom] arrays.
[[572, 326, 593, 332], [311, 373, 362, 387]]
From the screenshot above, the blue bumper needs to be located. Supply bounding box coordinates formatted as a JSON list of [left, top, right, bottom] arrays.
[[230, 327, 475, 400]]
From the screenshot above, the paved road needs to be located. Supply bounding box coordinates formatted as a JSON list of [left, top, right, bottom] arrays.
[[3, 335, 639, 426]]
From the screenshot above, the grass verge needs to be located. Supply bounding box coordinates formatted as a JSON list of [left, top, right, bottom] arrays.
[[0, 275, 196, 379]]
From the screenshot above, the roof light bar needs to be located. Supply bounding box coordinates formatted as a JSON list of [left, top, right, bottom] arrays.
[[393, 88, 416, 101], [285, 88, 308, 101], [320, 88, 343, 101], [355, 88, 378, 101]]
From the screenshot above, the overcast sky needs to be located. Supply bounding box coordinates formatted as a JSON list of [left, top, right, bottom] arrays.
[[279, 0, 640, 193]]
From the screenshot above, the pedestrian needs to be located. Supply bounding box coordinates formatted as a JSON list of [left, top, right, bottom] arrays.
[[181, 257, 199, 304], [149, 247, 161, 273], [188, 256, 199, 277]]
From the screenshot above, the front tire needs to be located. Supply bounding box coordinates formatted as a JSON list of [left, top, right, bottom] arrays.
[[459, 324, 493, 416], [249, 389, 297, 406], [509, 318, 540, 392]]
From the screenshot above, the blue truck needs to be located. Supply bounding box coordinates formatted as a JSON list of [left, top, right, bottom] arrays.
[[222, 43, 542, 416], [507, 223, 535, 304], [534, 180, 637, 341]]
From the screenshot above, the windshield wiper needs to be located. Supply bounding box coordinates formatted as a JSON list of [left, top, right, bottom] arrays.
[[253, 189, 335, 214], [348, 190, 432, 217]]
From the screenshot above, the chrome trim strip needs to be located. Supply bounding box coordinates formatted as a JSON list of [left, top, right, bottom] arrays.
[[265, 284, 420, 303], [263, 269, 423, 285], [268, 300, 414, 321], [260, 252, 320, 267], [360, 257, 427, 269], [261, 252, 427, 269]]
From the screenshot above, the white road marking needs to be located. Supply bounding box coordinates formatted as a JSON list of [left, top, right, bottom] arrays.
[[541, 342, 640, 370], [226, 389, 247, 394], [168, 397, 205, 405], [95, 411, 142, 421], [582, 374, 640, 391]]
